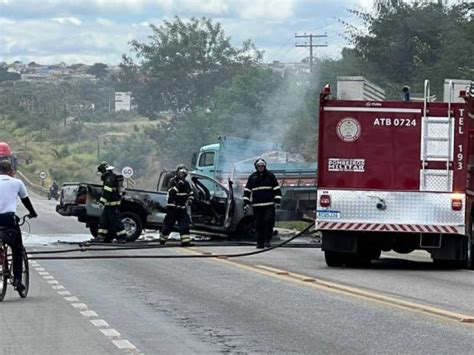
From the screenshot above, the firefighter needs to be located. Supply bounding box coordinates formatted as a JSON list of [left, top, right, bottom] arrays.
[[92, 162, 127, 243], [243, 158, 282, 248], [159, 164, 194, 246]]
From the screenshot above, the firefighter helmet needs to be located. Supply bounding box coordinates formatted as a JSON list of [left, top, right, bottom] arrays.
[[175, 164, 188, 176], [254, 158, 267, 169], [97, 161, 114, 174]]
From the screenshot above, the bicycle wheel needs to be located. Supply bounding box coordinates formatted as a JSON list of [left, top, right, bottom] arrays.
[[0, 245, 9, 302], [18, 248, 29, 298]]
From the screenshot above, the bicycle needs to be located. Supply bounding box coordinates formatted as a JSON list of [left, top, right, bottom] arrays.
[[0, 215, 30, 301]]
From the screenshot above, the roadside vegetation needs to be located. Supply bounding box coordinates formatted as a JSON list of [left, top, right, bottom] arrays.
[[0, 2, 472, 189]]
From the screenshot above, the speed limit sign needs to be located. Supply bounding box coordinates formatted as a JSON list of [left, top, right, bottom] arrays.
[[39, 171, 47, 180], [122, 166, 134, 179]]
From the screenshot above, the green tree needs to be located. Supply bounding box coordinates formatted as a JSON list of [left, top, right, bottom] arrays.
[[344, 2, 473, 97], [147, 106, 218, 167], [101, 133, 156, 178], [86, 63, 109, 79], [120, 16, 263, 116]]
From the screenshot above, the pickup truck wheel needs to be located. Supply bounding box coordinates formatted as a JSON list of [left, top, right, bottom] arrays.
[[120, 212, 143, 242]]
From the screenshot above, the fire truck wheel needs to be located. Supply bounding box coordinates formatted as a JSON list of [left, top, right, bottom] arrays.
[[467, 239, 474, 270], [324, 251, 349, 267]]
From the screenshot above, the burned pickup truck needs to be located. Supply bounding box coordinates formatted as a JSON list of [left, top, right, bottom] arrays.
[[56, 171, 255, 241]]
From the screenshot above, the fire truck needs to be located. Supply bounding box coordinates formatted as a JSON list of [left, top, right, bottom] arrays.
[[316, 80, 474, 269]]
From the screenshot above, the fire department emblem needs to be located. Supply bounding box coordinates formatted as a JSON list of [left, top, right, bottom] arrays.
[[336, 117, 361, 142]]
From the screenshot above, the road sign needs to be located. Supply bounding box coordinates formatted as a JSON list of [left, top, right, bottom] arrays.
[[39, 171, 47, 180], [122, 166, 134, 179]]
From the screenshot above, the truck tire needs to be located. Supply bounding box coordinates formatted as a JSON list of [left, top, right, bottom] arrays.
[[325, 251, 348, 267], [463, 222, 474, 270], [464, 236, 474, 270], [120, 212, 143, 242]]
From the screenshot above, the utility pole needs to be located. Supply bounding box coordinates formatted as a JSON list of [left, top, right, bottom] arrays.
[[295, 33, 328, 73]]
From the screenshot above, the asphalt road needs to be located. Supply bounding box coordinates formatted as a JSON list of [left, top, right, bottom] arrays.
[[1, 194, 473, 354]]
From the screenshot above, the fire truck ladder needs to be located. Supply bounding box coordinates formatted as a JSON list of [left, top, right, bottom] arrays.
[[420, 80, 454, 192]]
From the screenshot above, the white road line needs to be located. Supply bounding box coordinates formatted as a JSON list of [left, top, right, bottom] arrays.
[[36, 265, 140, 353], [71, 303, 88, 310], [64, 296, 79, 302], [90, 319, 109, 328], [112, 339, 137, 350], [81, 310, 98, 318], [100, 328, 121, 338]]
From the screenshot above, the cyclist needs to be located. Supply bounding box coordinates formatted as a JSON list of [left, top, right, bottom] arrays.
[[0, 159, 38, 292]]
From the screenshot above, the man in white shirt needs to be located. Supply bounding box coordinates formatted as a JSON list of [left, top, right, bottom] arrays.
[[0, 159, 37, 292]]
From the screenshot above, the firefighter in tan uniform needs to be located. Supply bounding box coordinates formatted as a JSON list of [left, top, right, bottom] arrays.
[[159, 164, 194, 246], [243, 158, 282, 248], [92, 162, 127, 243]]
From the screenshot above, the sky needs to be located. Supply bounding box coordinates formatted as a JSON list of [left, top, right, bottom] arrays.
[[0, 0, 383, 66]]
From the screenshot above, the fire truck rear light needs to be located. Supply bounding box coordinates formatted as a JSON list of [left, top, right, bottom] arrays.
[[320, 194, 331, 207], [451, 198, 462, 211]]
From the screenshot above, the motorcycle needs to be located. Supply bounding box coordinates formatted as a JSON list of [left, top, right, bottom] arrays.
[[48, 185, 60, 200]]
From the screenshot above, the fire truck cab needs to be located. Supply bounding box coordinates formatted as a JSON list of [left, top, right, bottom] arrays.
[[317, 79, 474, 269]]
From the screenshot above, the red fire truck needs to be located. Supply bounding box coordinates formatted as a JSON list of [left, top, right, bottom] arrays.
[[317, 80, 474, 269]]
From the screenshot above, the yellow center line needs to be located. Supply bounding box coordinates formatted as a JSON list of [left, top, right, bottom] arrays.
[[183, 247, 474, 325]]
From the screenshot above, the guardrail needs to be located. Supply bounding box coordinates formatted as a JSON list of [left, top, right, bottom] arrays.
[[16, 170, 49, 197]]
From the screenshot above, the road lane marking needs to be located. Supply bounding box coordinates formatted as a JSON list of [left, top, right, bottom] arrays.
[[112, 339, 137, 350], [81, 310, 98, 318], [64, 296, 79, 302], [71, 303, 88, 310], [91, 319, 110, 328], [184, 248, 474, 325], [33, 264, 141, 353], [101, 328, 121, 338]]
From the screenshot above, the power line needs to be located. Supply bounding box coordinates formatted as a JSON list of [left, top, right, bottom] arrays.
[[295, 33, 328, 73]]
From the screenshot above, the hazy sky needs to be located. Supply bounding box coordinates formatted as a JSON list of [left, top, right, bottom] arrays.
[[1, 0, 376, 65]]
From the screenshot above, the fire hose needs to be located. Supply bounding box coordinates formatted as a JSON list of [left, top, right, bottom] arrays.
[[27, 221, 316, 260]]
